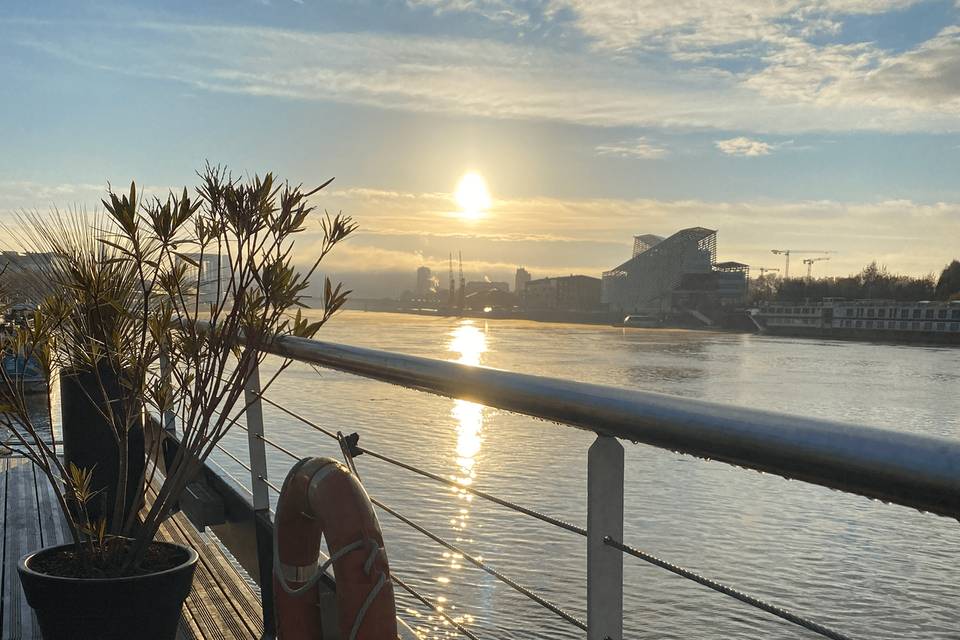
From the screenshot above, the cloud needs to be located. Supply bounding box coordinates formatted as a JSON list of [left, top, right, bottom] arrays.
[[545, 0, 921, 55], [8, 18, 960, 134], [714, 137, 773, 156], [307, 185, 960, 278], [594, 137, 668, 159], [2, 179, 957, 277], [744, 27, 960, 117]]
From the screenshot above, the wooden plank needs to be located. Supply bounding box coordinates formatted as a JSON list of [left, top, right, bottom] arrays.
[[166, 513, 263, 636], [146, 483, 261, 640], [162, 514, 260, 636], [2, 458, 41, 639], [33, 465, 69, 550], [0, 460, 262, 640]]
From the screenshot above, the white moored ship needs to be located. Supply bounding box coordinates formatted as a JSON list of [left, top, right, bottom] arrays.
[[754, 299, 960, 344]]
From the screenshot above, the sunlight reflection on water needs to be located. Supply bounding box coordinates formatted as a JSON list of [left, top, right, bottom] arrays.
[[433, 320, 488, 635], [212, 312, 960, 639]]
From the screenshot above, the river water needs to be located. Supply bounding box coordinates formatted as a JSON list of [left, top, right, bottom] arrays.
[[212, 310, 960, 639]]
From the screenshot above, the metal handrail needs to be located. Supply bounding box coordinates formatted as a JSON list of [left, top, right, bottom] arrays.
[[260, 334, 960, 519]]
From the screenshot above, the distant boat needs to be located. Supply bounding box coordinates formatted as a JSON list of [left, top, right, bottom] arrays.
[[619, 314, 661, 328]]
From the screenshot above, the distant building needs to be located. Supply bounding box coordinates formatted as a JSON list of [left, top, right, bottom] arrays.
[[633, 234, 664, 258], [523, 275, 601, 312], [602, 227, 716, 314], [713, 262, 750, 306], [464, 281, 509, 296], [515, 267, 531, 294], [181, 253, 226, 304], [416, 266, 432, 296]]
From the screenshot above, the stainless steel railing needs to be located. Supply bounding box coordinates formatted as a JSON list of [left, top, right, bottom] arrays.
[[262, 334, 960, 519], [167, 329, 960, 639]]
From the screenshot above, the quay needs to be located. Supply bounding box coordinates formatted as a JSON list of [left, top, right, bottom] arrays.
[[3, 328, 960, 639]]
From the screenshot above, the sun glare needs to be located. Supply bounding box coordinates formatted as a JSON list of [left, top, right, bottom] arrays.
[[454, 172, 491, 220]]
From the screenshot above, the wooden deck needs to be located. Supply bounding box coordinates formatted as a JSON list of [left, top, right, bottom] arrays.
[[0, 456, 264, 640]]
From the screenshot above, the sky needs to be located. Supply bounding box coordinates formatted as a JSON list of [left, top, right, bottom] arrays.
[[1, 0, 959, 296]]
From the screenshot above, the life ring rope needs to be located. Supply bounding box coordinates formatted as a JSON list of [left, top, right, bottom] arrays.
[[272, 457, 392, 640]]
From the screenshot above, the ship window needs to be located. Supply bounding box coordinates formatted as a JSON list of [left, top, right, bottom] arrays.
[[877, 308, 885, 318], [899, 321, 908, 329], [925, 309, 934, 319], [936, 322, 945, 331], [844, 320, 851, 327], [952, 309, 960, 319], [845, 309, 854, 317], [937, 309, 947, 319], [913, 309, 921, 318], [855, 320, 863, 328], [924, 322, 932, 330]]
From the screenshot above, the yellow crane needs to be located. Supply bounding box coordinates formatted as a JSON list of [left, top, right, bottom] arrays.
[[771, 249, 833, 278], [803, 256, 830, 281]]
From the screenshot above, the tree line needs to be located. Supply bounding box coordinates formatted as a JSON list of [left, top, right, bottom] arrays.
[[751, 260, 960, 304]]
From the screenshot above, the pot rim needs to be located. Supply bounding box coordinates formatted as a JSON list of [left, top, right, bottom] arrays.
[[18, 540, 199, 583]]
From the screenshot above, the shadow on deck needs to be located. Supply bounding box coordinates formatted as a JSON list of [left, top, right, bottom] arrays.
[[0, 456, 264, 640]]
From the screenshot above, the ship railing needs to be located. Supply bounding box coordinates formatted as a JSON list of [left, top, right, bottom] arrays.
[[158, 330, 960, 640]]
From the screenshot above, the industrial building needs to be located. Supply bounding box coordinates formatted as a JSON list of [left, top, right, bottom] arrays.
[[515, 267, 531, 294], [524, 275, 601, 312], [602, 227, 748, 316], [464, 280, 510, 296]]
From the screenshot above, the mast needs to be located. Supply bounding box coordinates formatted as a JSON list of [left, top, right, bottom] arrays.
[[457, 251, 465, 312], [448, 253, 455, 309]]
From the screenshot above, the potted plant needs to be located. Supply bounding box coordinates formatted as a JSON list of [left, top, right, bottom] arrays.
[[0, 165, 355, 640]]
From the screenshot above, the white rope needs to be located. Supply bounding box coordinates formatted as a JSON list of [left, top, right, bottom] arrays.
[[349, 571, 387, 640], [272, 456, 391, 639]]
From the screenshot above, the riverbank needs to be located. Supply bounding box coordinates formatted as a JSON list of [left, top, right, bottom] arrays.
[[343, 302, 756, 332]]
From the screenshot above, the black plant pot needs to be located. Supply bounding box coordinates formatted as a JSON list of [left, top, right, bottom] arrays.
[[18, 542, 198, 640], [60, 365, 145, 526]]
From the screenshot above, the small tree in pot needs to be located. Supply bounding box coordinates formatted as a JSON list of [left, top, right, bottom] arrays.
[[0, 165, 354, 640]]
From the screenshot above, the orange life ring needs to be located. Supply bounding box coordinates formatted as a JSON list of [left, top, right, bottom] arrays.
[[273, 457, 397, 639]]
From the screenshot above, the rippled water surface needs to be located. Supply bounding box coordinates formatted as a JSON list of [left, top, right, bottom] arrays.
[[212, 311, 960, 639]]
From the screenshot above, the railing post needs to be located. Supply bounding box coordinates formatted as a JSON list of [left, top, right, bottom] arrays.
[[244, 360, 276, 639], [588, 435, 623, 640]]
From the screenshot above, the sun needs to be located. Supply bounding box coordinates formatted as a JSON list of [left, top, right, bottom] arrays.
[[454, 172, 491, 220]]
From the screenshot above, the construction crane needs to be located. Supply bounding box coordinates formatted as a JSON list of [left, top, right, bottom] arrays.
[[803, 256, 830, 280], [457, 251, 465, 311], [448, 253, 456, 308], [753, 267, 780, 277], [770, 249, 833, 278]]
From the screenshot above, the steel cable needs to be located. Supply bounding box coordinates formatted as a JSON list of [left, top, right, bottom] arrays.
[[211, 386, 862, 639], [391, 573, 480, 640], [605, 537, 856, 640], [256, 392, 588, 536], [370, 495, 586, 631]]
